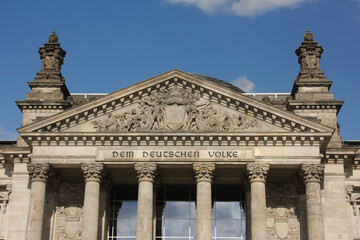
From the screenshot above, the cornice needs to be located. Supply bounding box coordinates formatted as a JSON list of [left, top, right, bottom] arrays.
[[20, 132, 330, 147], [18, 70, 334, 135], [0, 147, 31, 165], [323, 148, 360, 166], [287, 100, 343, 113]]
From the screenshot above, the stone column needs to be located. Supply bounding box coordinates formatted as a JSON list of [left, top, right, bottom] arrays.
[[26, 163, 52, 240], [134, 163, 157, 240], [301, 164, 325, 240], [81, 163, 104, 240], [193, 163, 215, 240], [246, 163, 270, 240]]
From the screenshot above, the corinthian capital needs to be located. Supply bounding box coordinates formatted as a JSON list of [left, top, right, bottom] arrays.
[[81, 163, 104, 182], [246, 163, 270, 183], [134, 163, 157, 182], [27, 163, 52, 182], [301, 164, 324, 183], [193, 163, 215, 183]]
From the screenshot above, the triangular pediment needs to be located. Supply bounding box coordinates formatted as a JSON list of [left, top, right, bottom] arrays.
[[18, 69, 333, 135]]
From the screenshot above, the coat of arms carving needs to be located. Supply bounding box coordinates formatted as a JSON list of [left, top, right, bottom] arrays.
[[54, 183, 84, 240], [93, 87, 258, 132], [266, 183, 300, 240]]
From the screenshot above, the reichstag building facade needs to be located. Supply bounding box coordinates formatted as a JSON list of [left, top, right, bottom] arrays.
[[0, 30, 359, 240]]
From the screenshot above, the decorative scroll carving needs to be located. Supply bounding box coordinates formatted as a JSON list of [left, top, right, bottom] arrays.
[[193, 163, 215, 182], [80, 163, 104, 182], [300, 164, 324, 183], [55, 182, 84, 240], [27, 163, 52, 182], [93, 87, 258, 132], [134, 163, 157, 182], [267, 183, 300, 240], [246, 163, 270, 183]]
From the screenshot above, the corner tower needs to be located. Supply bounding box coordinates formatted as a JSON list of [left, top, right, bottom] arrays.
[[288, 28, 343, 147], [16, 30, 71, 127]]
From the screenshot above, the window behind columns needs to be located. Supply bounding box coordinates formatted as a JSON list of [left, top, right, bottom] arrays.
[[155, 184, 246, 240], [156, 184, 196, 239], [108, 184, 138, 240], [212, 184, 246, 240]]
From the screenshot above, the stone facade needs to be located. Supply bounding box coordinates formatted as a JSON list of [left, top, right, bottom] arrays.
[[0, 29, 359, 240]]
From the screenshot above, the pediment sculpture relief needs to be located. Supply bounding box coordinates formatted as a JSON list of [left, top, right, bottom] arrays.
[[93, 87, 258, 132]]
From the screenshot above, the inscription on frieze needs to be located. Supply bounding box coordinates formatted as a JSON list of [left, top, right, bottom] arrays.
[[92, 86, 258, 132], [96, 148, 254, 162]]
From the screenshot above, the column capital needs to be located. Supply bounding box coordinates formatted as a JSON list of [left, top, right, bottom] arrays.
[[301, 164, 324, 183], [27, 163, 52, 182], [81, 163, 104, 182], [246, 163, 270, 183], [134, 163, 157, 182], [193, 163, 215, 183]]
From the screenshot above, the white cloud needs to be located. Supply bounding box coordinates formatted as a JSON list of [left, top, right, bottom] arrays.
[[165, 0, 314, 17], [166, 0, 229, 12], [230, 75, 255, 92], [0, 126, 18, 140]]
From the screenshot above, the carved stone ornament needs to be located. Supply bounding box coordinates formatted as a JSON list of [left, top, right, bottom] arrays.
[[345, 185, 354, 201], [55, 182, 84, 240], [80, 163, 104, 182], [267, 183, 300, 240], [193, 163, 215, 182], [134, 163, 157, 182], [27, 163, 52, 182], [39, 30, 65, 72], [93, 86, 258, 133], [295, 28, 326, 81], [246, 163, 270, 183], [300, 164, 324, 183]]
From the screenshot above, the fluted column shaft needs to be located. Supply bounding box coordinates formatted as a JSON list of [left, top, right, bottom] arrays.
[[193, 163, 215, 240], [81, 163, 104, 240], [134, 163, 157, 240], [246, 163, 270, 240], [301, 164, 325, 240], [26, 163, 52, 240]]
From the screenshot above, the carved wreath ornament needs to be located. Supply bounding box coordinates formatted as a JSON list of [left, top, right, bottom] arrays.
[[27, 163, 51, 182], [300, 164, 324, 183], [134, 163, 157, 182], [246, 163, 270, 183], [193, 163, 215, 182], [93, 87, 258, 132], [80, 163, 104, 182]]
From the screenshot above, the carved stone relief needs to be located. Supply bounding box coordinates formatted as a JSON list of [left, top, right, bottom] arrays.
[[266, 183, 300, 240], [193, 163, 215, 182], [93, 86, 258, 132], [54, 182, 84, 240]]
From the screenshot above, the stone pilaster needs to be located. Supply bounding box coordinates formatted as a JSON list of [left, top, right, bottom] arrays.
[[26, 163, 52, 240], [301, 164, 325, 240], [193, 163, 215, 240], [81, 163, 104, 240], [246, 163, 270, 240], [134, 163, 157, 240]]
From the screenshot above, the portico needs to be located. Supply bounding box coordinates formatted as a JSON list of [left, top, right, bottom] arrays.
[[0, 29, 358, 240]]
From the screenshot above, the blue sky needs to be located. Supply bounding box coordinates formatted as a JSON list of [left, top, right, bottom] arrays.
[[0, 0, 359, 140]]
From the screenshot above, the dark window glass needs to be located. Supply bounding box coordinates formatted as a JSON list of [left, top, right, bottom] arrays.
[[156, 184, 196, 239], [212, 184, 246, 239], [108, 184, 138, 239]]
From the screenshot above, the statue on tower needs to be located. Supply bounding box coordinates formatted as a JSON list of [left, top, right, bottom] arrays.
[[36, 30, 66, 80], [295, 28, 326, 81]]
